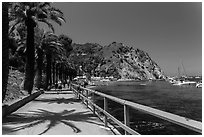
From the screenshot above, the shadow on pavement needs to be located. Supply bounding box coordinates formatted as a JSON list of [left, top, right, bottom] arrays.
[[44, 92, 73, 94], [33, 97, 82, 104], [49, 89, 71, 92], [2, 109, 104, 135], [2, 126, 16, 135]]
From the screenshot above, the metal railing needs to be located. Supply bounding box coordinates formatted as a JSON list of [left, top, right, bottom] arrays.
[[70, 83, 202, 135]]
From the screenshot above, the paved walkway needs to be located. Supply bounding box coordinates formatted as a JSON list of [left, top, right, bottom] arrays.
[[2, 90, 114, 135]]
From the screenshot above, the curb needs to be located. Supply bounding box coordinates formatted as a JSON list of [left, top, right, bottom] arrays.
[[2, 90, 44, 118]]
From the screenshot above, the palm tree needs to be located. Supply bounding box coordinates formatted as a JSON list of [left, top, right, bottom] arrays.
[[33, 28, 44, 89], [45, 44, 67, 90], [33, 29, 64, 90], [9, 2, 65, 94], [45, 34, 73, 90], [58, 34, 73, 56], [2, 2, 9, 101], [57, 34, 73, 85]]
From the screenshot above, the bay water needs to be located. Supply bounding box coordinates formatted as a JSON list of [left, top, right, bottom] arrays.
[[91, 80, 202, 135]]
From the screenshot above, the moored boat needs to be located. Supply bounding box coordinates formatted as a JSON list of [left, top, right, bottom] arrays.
[[173, 80, 197, 86], [172, 61, 197, 87], [196, 82, 202, 88]]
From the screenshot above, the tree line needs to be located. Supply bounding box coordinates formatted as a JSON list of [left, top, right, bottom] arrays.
[[2, 2, 77, 102]]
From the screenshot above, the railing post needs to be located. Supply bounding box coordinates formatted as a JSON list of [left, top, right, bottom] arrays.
[[86, 90, 88, 107], [92, 93, 96, 115], [104, 97, 108, 127], [124, 104, 130, 135], [72, 86, 77, 98], [77, 86, 81, 100], [82, 89, 85, 104]]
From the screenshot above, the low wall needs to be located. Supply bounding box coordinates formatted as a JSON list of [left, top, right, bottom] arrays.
[[2, 90, 44, 118]]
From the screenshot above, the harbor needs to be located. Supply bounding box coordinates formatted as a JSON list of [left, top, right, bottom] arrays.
[[2, 2, 201, 135]]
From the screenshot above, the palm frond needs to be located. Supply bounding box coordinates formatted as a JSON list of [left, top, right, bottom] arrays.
[[48, 7, 66, 24], [41, 8, 48, 16], [49, 44, 64, 52], [9, 3, 26, 21], [16, 42, 26, 52], [50, 7, 64, 16], [58, 16, 66, 23], [50, 15, 63, 26], [9, 18, 23, 35], [11, 2, 23, 10], [45, 32, 58, 39], [37, 12, 48, 19], [50, 41, 62, 46], [34, 7, 48, 19], [39, 2, 50, 9], [51, 10, 66, 23]]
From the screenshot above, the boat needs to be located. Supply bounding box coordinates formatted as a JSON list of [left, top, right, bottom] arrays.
[[196, 82, 202, 88], [172, 60, 197, 87], [173, 80, 197, 86], [168, 77, 177, 84], [140, 83, 147, 86]]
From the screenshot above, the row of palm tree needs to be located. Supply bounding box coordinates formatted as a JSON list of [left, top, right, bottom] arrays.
[[2, 2, 74, 102]]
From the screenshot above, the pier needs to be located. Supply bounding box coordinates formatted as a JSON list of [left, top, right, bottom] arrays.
[[2, 89, 115, 135]]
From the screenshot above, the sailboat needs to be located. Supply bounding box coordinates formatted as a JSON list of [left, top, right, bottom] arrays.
[[173, 61, 197, 86]]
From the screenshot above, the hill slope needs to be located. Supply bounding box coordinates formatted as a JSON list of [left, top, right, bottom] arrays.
[[69, 42, 166, 80]]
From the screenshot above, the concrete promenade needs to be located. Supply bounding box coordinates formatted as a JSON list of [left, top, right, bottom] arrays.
[[2, 90, 114, 135]]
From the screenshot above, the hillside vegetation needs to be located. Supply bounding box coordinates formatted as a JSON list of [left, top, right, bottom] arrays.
[[69, 42, 166, 80], [3, 69, 25, 104]]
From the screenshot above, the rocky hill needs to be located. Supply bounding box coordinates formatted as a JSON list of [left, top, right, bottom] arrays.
[[68, 42, 167, 80]]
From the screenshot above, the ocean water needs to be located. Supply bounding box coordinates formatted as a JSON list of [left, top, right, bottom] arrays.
[[91, 80, 202, 135]]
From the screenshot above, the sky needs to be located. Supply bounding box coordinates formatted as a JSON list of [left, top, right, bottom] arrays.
[[50, 2, 202, 76]]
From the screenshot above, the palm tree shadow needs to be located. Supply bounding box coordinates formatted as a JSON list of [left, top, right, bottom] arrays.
[[33, 97, 82, 104], [3, 109, 104, 135], [45, 88, 73, 92], [44, 92, 73, 94]]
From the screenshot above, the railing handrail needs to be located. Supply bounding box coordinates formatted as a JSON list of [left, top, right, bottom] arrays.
[[71, 83, 202, 134]]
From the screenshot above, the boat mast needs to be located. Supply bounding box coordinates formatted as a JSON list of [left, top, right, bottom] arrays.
[[181, 60, 187, 77], [178, 67, 180, 78]]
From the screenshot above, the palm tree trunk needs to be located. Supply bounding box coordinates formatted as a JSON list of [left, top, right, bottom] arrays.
[[24, 17, 36, 94], [59, 63, 62, 80], [56, 63, 59, 82], [52, 60, 55, 84], [2, 2, 9, 101], [61, 64, 64, 81], [45, 53, 52, 90], [35, 48, 43, 89], [50, 61, 52, 86]]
